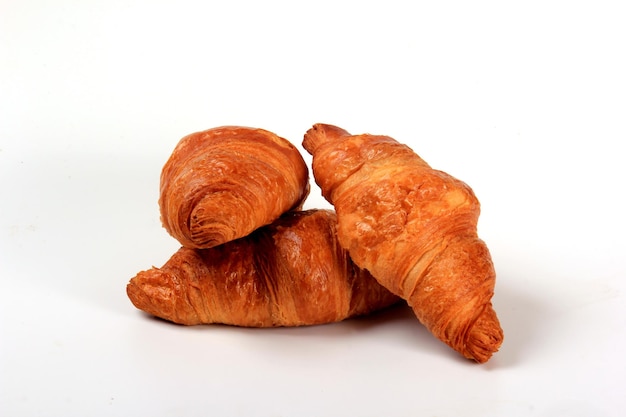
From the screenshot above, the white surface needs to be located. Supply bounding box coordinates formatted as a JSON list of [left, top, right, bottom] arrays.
[[2, 1, 625, 416]]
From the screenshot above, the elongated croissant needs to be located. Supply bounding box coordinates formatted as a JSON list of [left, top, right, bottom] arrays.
[[127, 209, 400, 326], [159, 126, 310, 249], [302, 124, 503, 363]]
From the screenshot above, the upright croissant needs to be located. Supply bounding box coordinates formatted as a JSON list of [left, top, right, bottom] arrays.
[[159, 126, 309, 249], [127, 210, 399, 326], [302, 124, 503, 363]]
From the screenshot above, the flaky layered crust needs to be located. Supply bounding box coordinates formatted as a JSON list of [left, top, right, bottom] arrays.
[[127, 210, 400, 327], [303, 124, 503, 363], [159, 126, 309, 249]]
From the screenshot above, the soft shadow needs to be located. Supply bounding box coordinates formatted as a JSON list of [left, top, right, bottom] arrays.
[[484, 275, 553, 369], [179, 302, 466, 362], [128, 270, 549, 368], [219, 274, 552, 368]]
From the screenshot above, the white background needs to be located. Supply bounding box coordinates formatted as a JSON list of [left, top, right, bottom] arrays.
[[2, 1, 625, 416]]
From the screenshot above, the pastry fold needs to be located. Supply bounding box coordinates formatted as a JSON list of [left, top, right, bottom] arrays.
[[303, 124, 503, 362], [159, 126, 309, 249]]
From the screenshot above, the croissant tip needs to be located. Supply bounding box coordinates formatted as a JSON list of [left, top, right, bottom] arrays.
[[464, 307, 504, 364], [126, 278, 149, 311], [302, 123, 350, 154], [127, 270, 176, 322]]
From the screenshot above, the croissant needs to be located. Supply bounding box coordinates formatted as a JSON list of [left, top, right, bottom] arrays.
[[127, 209, 400, 327], [159, 126, 310, 249], [302, 124, 503, 363]]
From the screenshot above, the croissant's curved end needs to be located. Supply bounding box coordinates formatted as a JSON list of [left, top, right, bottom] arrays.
[[127, 269, 188, 324], [160, 126, 310, 249], [302, 123, 350, 154], [187, 193, 245, 249], [464, 305, 503, 363], [126, 276, 150, 312]]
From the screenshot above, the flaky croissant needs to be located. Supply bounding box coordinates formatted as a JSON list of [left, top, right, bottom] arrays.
[[159, 126, 310, 249], [127, 209, 400, 327], [303, 124, 503, 363]]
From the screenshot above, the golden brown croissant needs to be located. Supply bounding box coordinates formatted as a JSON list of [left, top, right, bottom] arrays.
[[159, 126, 310, 249], [127, 209, 400, 327], [302, 124, 503, 363]]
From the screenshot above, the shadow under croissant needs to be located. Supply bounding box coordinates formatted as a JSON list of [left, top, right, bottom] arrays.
[[138, 302, 408, 334], [484, 278, 552, 369], [132, 273, 564, 369], [136, 302, 472, 363]]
